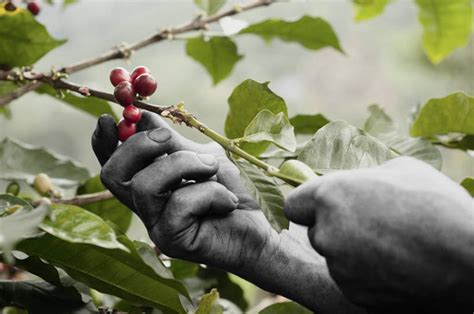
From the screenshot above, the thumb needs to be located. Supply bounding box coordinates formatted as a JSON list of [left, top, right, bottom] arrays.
[[284, 177, 321, 226]]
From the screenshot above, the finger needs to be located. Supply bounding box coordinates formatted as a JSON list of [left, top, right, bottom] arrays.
[[150, 181, 239, 242], [130, 151, 219, 224], [92, 114, 118, 166], [284, 177, 321, 226], [137, 111, 200, 151]]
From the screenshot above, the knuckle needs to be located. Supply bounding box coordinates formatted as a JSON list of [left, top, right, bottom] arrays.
[[169, 150, 195, 164]]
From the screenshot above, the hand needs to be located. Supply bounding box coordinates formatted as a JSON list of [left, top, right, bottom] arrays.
[[285, 157, 474, 312], [91, 112, 363, 314]]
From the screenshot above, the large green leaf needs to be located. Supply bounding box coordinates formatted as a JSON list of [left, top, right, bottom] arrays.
[[77, 176, 132, 233], [240, 16, 343, 53], [186, 36, 243, 85], [353, 0, 393, 21], [0, 138, 90, 193], [415, 0, 472, 64], [259, 301, 312, 314], [233, 159, 288, 231], [36, 85, 117, 119], [225, 79, 288, 155], [289, 114, 330, 135], [461, 178, 474, 196], [0, 6, 66, 66], [238, 110, 296, 153], [298, 121, 396, 173], [0, 280, 96, 313], [0, 195, 48, 260], [411, 92, 474, 137], [194, 0, 226, 15], [17, 234, 190, 313], [40, 204, 128, 252], [364, 104, 442, 169]]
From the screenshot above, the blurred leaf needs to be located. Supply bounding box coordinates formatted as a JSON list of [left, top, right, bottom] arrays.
[[196, 267, 248, 311], [259, 301, 312, 314], [289, 114, 330, 135], [169, 260, 200, 281], [194, 0, 226, 15], [0, 280, 96, 314], [0, 138, 90, 190], [186, 36, 243, 85], [225, 79, 288, 155], [77, 176, 132, 233], [410, 92, 474, 137], [240, 16, 343, 53], [415, 0, 472, 64], [278, 160, 317, 183], [239, 110, 296, 154], [17, 233, 190, 313], [461, 177, 474, 196], [0, 5, 66, 66], [353, 0, 393, 21], [134, 241, 174, 280], [36, 85, 117, 119], [234, 159, 288, 231], [0, 82, 17, 119], [364, 104, 442, 169], [40, 204, 128, 252], [298, 121, 395, 173], [440, 135, 474, 150], [196, 289, 222, 314], [0, 195, 48, 260]]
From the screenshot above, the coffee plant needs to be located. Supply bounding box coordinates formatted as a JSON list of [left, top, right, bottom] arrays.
[[0, 0, 472, 313]]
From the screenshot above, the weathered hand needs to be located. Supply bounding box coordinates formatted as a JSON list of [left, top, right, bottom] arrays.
[[92, 112, 363, 314], [285, 157, 474, 313]]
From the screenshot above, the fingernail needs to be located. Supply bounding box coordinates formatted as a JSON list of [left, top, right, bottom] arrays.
[[197, 154, 217, 167], [229, 192, 239, 204], [147, 128, 171, 143]]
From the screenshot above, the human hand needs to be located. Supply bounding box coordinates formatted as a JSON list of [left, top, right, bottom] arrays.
[[285, 157, 474, 312]]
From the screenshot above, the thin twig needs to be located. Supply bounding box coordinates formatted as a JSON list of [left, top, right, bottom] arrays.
[[0, 0, 275, 107], [31, 190, 114, 207]]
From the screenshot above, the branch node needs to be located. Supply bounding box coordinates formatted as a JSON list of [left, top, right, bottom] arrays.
[[78, 86, 91, 96], [117, 43, 133, 60]]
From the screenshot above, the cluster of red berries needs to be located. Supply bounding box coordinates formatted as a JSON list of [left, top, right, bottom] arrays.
[[109, 66, 158, 142], [4, 0, 41, 16]]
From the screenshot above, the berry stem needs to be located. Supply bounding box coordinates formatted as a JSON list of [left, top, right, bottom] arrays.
[[0, 0, 275, 107]]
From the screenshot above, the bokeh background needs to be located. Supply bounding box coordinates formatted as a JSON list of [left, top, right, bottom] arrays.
[[1, 0, 473, 308]]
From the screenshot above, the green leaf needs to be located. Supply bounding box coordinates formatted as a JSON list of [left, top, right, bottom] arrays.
[[240, 15, 343, 53], [17, 233, 190, 313], [36, 85, 117, 119], [0, 138, 90, 193], [410, 92, 474, 137], [186, 36, 243, 85], [259, 301, 312, 314], [461, 178, 474, 196], [194, 0, 226, 15], [0, 280, 96, 313], [353, 0, 393, 21], [298, 121, 396, 173], [289, 114, 330, 135], [196, 289, 222, 314], [278, 160, 317, 183], [225, 79, 288, 155], [0, 195, 48, 261], [239, 110, 296, 153], [169, 260, 200, 281], [364, 104, 442, 169], [415, 0, 472, 64], [233, 159, 288, 231], [77, 176, 132, 233], [0, 6, 66, 66], [0, 82, 17, 119], [40, 204, 129, 252]]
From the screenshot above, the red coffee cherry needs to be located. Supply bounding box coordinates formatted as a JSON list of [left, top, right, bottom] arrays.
[[130, 66, 150, 83], [109, 67, 131, 87], [122, 105, 142, 123], [114, 81, 135, 105], [117, 119, 137, 142], [133, 74, 157, 97], [27, 1, 41, 15]]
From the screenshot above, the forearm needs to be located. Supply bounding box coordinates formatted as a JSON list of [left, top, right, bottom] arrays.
[[234, 228, 365, 314]]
